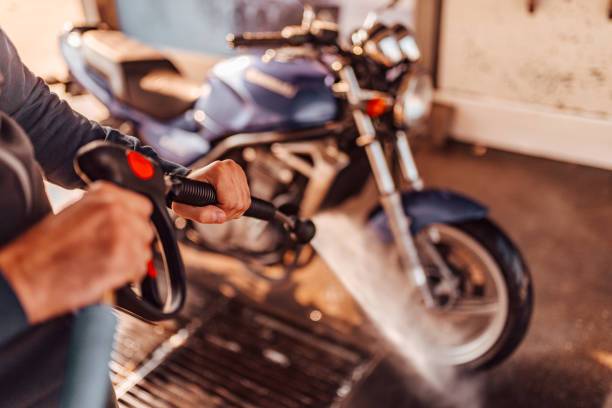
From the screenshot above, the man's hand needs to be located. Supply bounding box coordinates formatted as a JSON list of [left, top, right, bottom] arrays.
[[0, 182, 155, 324], [172, 160, 251, 224]]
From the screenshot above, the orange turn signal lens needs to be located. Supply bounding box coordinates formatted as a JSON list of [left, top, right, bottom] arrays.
[[365, 97, 388, 118]]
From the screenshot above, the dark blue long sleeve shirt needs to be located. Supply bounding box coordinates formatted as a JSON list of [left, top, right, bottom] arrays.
[[0, 27, 187, 345]]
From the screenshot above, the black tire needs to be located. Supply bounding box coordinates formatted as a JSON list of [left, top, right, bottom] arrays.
[[443, 218, 533, 370]]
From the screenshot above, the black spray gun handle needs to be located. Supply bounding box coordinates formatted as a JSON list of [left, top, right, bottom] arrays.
[[75, 141, 185, 322]]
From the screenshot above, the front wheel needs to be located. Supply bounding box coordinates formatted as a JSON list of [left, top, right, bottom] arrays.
[[414, 219, 533, 370]]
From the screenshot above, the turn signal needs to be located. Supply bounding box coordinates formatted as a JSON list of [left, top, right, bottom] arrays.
[[366, 97, 388, 118]]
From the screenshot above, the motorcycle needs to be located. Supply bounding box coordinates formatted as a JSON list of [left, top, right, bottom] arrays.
[[59, 0, 532, 370]]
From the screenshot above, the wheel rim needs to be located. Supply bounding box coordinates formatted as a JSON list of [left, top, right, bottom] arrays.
[[415, 223, 509, 366]]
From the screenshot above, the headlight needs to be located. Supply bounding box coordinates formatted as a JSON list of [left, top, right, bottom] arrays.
[[363, 23, 404, 67], [394, 70, 433, 128], [392, 24, 421, 62]]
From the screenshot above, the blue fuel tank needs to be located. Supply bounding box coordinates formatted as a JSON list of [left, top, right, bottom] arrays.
[[196, 53, 339, 137]]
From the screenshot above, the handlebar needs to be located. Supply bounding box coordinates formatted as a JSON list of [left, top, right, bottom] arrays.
[[227, 31, 292, 48], [227, 22, 338, 49]]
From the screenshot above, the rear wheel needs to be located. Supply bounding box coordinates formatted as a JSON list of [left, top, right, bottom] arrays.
[[414, 219, 533, 370]]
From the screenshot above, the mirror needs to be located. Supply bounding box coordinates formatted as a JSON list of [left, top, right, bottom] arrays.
[[302, 4, 316, 29], [381, 0, 402, 11], [365, 0, 404, 29]]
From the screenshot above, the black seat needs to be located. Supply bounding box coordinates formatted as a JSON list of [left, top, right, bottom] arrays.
[[81, 30, 202, 120]]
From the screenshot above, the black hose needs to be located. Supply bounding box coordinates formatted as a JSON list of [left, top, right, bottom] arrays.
[[168, 176, 278, 221], [227, 32, 288, 48]]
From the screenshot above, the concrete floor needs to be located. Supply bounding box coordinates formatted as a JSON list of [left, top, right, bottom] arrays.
[[349, 142, 612, 407]]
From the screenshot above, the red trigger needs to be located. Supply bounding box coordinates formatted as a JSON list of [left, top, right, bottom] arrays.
[[127, 151, 154, 180], [147, 260, 158, 279]]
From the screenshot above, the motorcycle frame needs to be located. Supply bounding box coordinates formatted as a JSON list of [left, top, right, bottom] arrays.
[[190, 121, 353, 219], [189, 106, 434, 305], [180, 60, 435, 305]]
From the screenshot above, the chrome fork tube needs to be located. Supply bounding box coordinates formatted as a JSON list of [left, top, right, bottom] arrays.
[[362, 138, 434, 307], [396, 130, 424, 190], [349, 104, 434, 307]]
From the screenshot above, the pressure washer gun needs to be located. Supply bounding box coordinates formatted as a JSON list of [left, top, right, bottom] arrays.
[[61, 141, 315, 407]]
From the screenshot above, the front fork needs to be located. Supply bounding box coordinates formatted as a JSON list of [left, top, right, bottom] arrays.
[[357, 114, 435, 307], [341, 64, 434, 306]]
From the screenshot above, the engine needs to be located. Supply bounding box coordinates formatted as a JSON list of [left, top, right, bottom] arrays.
[[182, 138, 356, 265]]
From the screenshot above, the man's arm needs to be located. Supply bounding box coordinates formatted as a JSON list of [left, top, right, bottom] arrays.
[[0, 28, 188, 188]]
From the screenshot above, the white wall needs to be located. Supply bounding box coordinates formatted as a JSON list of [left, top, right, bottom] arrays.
[[0, 0, 83, 78], [439, 0, 612, 118], [338, 0, 414, 36], [436, 0, 612, 169]]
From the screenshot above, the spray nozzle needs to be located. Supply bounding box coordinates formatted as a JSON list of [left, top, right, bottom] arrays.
[[291, 218, 317, 244]]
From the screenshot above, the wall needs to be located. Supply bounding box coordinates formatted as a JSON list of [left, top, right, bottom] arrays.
[[439, 0, 612, 118], [116, 0, 237, 55], [435, 0, 612, 169], [115, 0, 413, 55], [0, 0, 83, 78], [339, 0, 414, 36]]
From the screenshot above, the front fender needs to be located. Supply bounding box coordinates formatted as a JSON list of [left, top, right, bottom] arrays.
[[369, 189, 488, 242]]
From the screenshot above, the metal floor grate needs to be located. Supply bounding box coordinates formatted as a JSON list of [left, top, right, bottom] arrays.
[[111, 288, 372, 407], [111, 314, 183, 386]]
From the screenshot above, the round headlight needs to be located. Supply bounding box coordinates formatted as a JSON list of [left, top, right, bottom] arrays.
[[392, 24, 421, 62], [394, 71, 433, 128], [363, 22, 404, 67]]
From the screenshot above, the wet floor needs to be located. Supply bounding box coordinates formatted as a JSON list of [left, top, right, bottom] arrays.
[[348, 142, 612, 407]]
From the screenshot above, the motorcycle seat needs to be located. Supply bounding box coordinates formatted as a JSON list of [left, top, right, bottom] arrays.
[[81, 30, 202, 121]]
